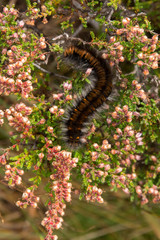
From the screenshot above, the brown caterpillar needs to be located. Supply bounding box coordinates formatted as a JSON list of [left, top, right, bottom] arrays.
[[52, 34, 112, 147]]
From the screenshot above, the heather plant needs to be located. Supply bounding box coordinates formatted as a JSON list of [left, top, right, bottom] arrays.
[[0, 1, 159, 240]]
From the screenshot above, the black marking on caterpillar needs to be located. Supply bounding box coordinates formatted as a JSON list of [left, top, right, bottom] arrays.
[[52, 34, 113, 147]]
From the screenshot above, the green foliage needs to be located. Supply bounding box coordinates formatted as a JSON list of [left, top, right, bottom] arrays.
[[61, 20, 74, 33], [79, 16, 88, 28], [107, 0, 122, 10]]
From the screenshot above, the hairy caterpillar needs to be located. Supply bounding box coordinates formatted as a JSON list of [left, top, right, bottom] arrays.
[[52, 34, 113, 147]]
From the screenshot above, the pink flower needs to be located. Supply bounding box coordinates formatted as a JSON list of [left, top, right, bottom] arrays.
[[63, 81, 72, 91], [65, 95, 72, 101], [19, 20, 24, 27], [47, 126, 53, 133], [122, 17, 130, 26], [49, 106, 58, 114]]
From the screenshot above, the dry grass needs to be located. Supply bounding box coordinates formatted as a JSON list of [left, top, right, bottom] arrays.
[[0, 182, 160, 240]]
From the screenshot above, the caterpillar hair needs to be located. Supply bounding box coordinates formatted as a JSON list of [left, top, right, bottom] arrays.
[[52, 34, 113, 147]]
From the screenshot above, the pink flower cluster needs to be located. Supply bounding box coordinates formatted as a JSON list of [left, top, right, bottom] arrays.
[[81, 138, 143, 202], [102, 18, 159, 71], [0, 27, 34, 97], [49, 106, 65, 116], [107, 111, 144, 155], [111, 105, 133, 123], [110, 172, 138, 196], [0, 109, 4, 125], [110, 164, 160, 205], [136, 35, 159, 73], [49, 150, 78, 200], [42, 147, 78, 239], [104, 103, 160, 204], [16, 188, 40, 208], [119, 78, 148, 103], [1, 44, 34, 97], [52, 93, 63, 100], [102, 39, 124, 66], [63, 81, 72, 91], [116, 18, 159, 74], [41, 202, 65, 240], [4, 164, 24, 187], [1, 7, 18, 17], [0, 7, 47, 98], [0, 73, 33, 98], [136, 184, 160, 205], [131, 80, 148, 101], [0, 153, 7, 165], [5, 103, 32, 132], [81, 160, 110, 181], [85, 185, 104, 203]]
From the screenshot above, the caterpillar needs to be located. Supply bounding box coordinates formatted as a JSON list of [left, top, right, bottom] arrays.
[[52, 34, 113, 147]]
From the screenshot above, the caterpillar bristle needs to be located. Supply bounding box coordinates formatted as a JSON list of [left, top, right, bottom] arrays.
[[52, 34, 113, 148]]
